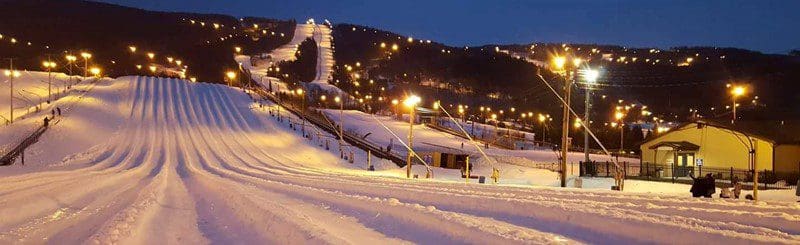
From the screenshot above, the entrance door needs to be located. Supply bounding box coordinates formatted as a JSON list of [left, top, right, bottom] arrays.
[[676, 153, 695, 177]]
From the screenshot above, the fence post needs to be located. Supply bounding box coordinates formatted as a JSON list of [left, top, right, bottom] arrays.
[[624, 161, 628, 177], [606, 161, 610, 177], [730, 167, 734, 181]]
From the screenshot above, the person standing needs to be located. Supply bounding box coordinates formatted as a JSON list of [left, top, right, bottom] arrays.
[[732, 176, 742, 199], [795, 179, 799, 202]]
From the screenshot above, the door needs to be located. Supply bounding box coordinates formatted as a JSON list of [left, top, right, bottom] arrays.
[[676, 153, 695, 177]]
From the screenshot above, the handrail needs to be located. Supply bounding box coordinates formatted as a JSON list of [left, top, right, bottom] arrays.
[[243, 69, 406, 167]]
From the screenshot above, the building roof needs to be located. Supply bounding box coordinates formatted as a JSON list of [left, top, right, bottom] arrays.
[[648, 141, 700, 151], [641, 119, 784, 147]]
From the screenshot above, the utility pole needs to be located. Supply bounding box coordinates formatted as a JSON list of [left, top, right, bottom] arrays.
[[6, 58, 17, 123], [46, 54, 53, 103], [620, 124, 625, 153], [560, 72, 573, 187]]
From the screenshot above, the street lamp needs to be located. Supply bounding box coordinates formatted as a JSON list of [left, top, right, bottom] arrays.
[[404, 95, 421, 178], [391, 99, 399, 118], [5, 67, 21, 123], [42, 60, 57, 103], [80, 52, 92, 77], [89, 67, 102, 77], [538, 113, 546, 142], [297, 88, 306, 135], [335, 96, 344, 150], [731, 86, 746, 124], [580, 68, 599, 163], [65, 55, 77, 78], [128, 46, 137, 53], [226, 71, 237, 86], [615, 111, 625, 152], [552, 55, 582, 187]]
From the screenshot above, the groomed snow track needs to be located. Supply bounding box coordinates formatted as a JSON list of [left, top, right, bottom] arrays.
[[0, 77, 798, 244]]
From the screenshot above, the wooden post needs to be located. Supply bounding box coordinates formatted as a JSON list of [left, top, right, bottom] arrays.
[[465, 156, 470, 184], [367, 150, 372, 170]]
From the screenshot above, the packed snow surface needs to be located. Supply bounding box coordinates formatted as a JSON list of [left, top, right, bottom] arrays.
[[0, 77, 798, 244]]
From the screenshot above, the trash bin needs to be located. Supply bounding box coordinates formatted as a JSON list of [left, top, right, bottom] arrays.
[[478, 176, 486, 184]]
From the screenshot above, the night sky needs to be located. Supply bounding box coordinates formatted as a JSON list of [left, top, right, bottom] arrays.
[[97, 0, 799, 54]]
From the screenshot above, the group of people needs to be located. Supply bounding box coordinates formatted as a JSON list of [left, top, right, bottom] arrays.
[[42, 107, 62, 127], [691, 173, 745, 199]]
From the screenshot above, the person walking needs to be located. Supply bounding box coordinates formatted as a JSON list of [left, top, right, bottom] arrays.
[[56, 107, 61, 116]]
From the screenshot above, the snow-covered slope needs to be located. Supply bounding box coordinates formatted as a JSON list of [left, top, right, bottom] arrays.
[[239, 23, 342, 93], [0, 71, 81, 124], [0, 77, 798, 243]]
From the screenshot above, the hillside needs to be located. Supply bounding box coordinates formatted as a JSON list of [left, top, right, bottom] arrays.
[[0, 0, 294, 82]]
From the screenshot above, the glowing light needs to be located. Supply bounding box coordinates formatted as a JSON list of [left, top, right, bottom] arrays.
[[226, 71, 237, 79], [403, 95, 421, 107], [89, 67, 101, 76], [552, 56, 566, 70], [580, 69, 600, 83], [128, 46, 137, 53], [732, 86, 746, 97]]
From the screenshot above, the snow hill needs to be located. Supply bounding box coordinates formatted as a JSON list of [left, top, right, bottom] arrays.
[[238, 22, 342, 93], [0, 77, 798, 243]]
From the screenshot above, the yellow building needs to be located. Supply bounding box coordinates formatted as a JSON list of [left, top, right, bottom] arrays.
[[640, 120, 800, 179]]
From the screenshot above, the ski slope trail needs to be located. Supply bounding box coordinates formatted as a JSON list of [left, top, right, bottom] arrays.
[[240, 23, 340, 93], [0, 76, 797, 244]]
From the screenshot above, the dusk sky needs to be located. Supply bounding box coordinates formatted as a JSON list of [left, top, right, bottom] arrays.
[[100, 0, 799, 54]]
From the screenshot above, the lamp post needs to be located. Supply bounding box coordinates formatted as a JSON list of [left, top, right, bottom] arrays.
[[615, 111, 625, 152], [5, 59, 20, 123], [226, 71, 237, 87], [297, 88, 306, 135], [553, 55, 580, 187], [731, 86, 745, 124], [580, 68, 599, 163], [80, 52, 92, 78], [65, 55, 76, 82], [42, 60, 57, 103], [404, 95, 421, 178], [335, 96, 343, 150]]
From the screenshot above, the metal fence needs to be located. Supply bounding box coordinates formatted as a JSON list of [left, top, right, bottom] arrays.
[[580, 161, 798, 190]]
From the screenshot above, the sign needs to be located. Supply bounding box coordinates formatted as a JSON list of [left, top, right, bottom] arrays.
[[695, 158, 704, 167]]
